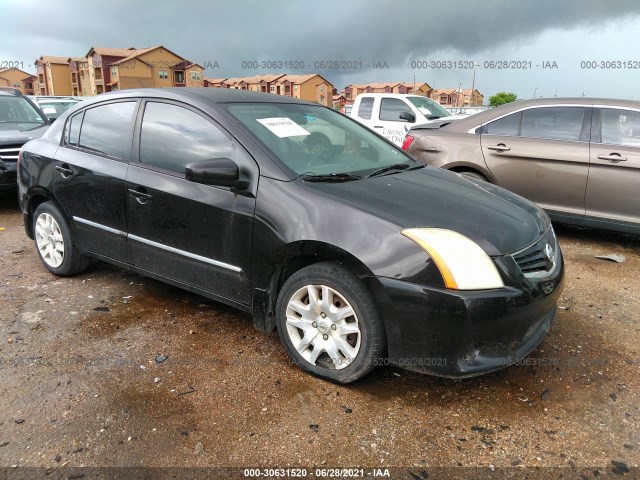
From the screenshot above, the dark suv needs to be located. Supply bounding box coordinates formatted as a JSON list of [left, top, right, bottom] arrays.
[[0, 88, 50, 192]]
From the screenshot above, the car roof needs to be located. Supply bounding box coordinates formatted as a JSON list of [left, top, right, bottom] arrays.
[[438, 97, 640, 133], [79, 88, 318, 107], [357, 93, 424, 99]]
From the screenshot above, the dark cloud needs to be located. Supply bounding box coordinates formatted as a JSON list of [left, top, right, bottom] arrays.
[[3, 0, 639, 90]]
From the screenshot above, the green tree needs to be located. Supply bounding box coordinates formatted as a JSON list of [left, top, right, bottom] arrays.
[[489, 92, 517, 107]]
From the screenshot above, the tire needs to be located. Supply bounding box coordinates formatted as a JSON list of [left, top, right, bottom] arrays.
[[458, 170, 488, 182], [276, 261, 385, 383], [33, 202, 91, 276]]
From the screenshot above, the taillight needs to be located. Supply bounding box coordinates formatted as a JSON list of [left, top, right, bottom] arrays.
[[401, 135, 414, 151]]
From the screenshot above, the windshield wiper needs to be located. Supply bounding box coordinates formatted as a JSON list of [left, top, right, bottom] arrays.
[[300, 172, 361, 183], [365, 162, 422, 179]]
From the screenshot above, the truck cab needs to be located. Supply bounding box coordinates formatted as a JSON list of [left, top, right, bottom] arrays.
[[350, 93, 464, 146]]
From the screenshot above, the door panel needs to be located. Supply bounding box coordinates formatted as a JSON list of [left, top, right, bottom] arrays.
[[52, 101, 136, 263], [126, 100, 257, 306], [481, 107, 590, 217], [53, 148, 130, 262], [586, 108, 640, 226], [126, 166, 254, 304]]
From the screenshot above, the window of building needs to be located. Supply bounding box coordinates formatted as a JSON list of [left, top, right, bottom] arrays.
[[75, 102, 136, 159], [270, 85, 276, 92], [190, 71, 202, 80], [111, 67, 117, 76], [294, 85, 299, 91], [140, 102, 234, 174], [159, 70, 168, 79]]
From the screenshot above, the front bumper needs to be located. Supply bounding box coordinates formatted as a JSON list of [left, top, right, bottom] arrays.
[[378, 251, 564, 378], [0, 162, 17, 191]]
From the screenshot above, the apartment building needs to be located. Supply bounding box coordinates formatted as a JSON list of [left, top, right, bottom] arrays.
[[0, 68, 36, 95], [205, 74, 333, 106], [272, 74, 332, 107], [223, 74, 285, 92], [431, 88, 484, 107], [34, 56, 73, 96], [108, 46, 204, 91], [342, 82, 432, 101]]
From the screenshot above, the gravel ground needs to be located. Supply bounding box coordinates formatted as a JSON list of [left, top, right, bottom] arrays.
[[0, 193, 638, 479]]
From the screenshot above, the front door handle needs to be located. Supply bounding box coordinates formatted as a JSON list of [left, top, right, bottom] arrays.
[[597, 153, 627, 163], [128, 188, 153, 205], [373, 125, 384, 129], [55, 164, 73, 178], [487, 144, 510, 152]]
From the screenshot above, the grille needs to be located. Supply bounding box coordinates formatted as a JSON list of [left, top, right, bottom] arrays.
[[512, 228, 557, 275], [0, 143, 23, 163]]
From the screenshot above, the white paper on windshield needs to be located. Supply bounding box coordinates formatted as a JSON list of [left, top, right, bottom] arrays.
[[42, 107, 56, 114], [256, 117, 310, 138]]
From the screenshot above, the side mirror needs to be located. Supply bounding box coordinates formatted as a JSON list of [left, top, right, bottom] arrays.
[[399, 111, 416, 123], [185, 158, 250, 190]]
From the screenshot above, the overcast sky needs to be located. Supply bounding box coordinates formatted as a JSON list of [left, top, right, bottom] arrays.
[[3, 0, 640, 100]]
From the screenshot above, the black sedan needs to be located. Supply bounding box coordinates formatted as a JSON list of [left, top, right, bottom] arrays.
[[18, 88, 564, 383]]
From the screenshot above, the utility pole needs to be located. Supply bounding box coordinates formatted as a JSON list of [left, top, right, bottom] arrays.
[[471, 63, 480, 106], [532, 87, 537, 99]]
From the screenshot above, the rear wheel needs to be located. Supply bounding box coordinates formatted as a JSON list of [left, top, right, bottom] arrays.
[[276, 262, 385, 383], [33, 202, 91, 276]]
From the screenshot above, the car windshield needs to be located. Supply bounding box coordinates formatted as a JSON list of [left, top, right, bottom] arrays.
[[407, 97, 451, 118], [0, 96, 46, 127], [38, 101, 79, 118], [224, 102, 418, 178]]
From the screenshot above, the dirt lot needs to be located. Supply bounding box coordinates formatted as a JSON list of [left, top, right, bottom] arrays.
[[0, 193, 638, 479]]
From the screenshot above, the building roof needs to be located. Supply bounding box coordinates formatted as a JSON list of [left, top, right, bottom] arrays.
[[35, 56, 70, 65], [110, 47, 158, 65], [432, 88, 482, 96], [278, 74, 323, 84], [86, 46, 140, 58], [204, 77, 227, 84], [0, 67, 36, 79], [170, 60, 204, 70]]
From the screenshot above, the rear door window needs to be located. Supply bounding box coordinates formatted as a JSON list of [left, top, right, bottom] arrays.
[[356, 97, 374, 120], [483, 112, 522, 136], [520, 107, 585, 141], [77, 102, 136, 159]]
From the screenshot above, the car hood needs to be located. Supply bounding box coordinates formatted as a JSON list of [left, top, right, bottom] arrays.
[[306, 167, 549, 256], [0, 125, 49, 144]]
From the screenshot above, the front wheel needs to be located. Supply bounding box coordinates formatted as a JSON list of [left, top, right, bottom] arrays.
[[276, 262, 385, 383], [33, 202, 91, 276]]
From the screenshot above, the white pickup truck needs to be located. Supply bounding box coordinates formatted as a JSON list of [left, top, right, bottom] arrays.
[[350, 93, 467, 146]]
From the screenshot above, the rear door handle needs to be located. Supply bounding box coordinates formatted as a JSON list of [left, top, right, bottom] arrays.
[[55, 164, 73, 178], [597, 153, 627, 163], [128, 188, 152, 204], [487, 144, 510, 152]]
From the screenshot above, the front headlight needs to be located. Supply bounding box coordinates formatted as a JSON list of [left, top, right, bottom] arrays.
[[401, 228, 504, 290]]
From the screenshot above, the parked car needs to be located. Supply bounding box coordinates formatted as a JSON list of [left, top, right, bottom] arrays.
[[30, 96, 83, 122], [402, 97, 640, 235], [0, 87, 50, 192], [351, 93, 466, 146], [18, 88, 564, 383]]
